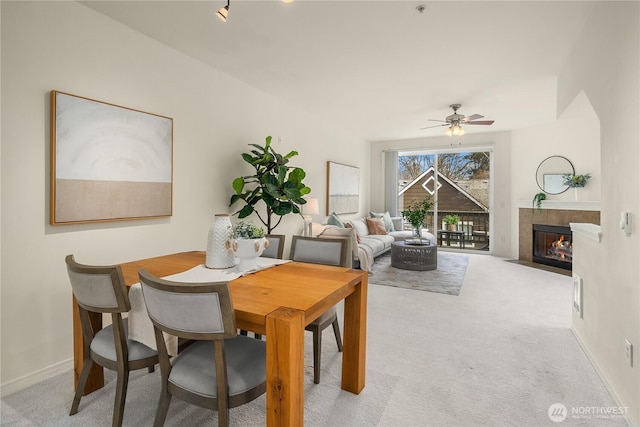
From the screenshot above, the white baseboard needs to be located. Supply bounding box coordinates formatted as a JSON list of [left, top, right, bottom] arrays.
[[571, 327, 633, 426], [0, 358, 73, 397]]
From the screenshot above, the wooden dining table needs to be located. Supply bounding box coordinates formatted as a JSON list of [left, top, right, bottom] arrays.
[[72, 251, 368, 426]]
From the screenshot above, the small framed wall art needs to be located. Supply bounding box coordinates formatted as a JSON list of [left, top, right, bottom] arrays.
[[50, 91, 173, 225], [326, 161, 359, 215]]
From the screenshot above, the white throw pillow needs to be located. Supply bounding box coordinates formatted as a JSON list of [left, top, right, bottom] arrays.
[[348, 218, 370, 237]]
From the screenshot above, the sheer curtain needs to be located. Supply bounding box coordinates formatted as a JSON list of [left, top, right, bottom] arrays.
[[384, 150, 398, 216]]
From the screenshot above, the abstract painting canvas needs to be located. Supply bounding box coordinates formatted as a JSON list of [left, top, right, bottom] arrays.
[[50, 91, 173, 224], [326, 161, 359, 215]]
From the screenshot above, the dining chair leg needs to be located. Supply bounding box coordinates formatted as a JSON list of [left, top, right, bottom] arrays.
[[312, 326, 322, 384], [70, 358, 93, 415], [331, 318, 343, 352], [112, 368, 129, 427]]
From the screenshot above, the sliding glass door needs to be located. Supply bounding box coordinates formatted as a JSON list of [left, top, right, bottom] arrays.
[[394, 148, 491, 251]]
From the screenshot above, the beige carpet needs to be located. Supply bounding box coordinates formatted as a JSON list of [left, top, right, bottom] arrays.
[[1, 254, 626, 426]]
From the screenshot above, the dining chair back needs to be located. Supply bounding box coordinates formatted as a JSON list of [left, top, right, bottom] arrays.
[[261, 234, 286, 259], [65, 255, 158, 427], [289, 235, 348, 267], [289, 236, 348, 383], [138, 269, 266, 427]]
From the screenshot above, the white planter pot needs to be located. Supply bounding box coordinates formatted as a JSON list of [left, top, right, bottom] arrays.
[[233, 238, 268, 272]]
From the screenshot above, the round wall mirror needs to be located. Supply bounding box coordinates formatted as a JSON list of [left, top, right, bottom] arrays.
[[536, 155, 575, 194]]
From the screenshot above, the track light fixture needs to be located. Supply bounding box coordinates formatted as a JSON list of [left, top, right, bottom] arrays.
[[216, 0, 229, 22]]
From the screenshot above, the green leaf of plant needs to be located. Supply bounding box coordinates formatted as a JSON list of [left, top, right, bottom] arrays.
[[232, 177, 245, 194], [229, 194, 242, 206], [272, 203, 292, 216], [283, 187, 302, 200], [283, 150, 298, 160], [278, 166, 287, 183], [289, 167, 305, 184], [249, 143, 266, 153], [238, 205, 254, 218], [299, 186, 311, 196], [241, 153, 256, 165], [264, 135, 272, 149]]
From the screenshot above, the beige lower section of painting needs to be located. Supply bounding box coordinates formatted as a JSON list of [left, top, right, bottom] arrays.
[[54, 179, 171, 223]]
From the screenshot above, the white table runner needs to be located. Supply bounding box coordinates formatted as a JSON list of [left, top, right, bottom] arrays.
[[128, 257, 290, 354]]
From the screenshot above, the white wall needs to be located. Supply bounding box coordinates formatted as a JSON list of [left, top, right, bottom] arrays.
[[0, 1, 369, 388], [370, 132, 512, 258], [510, 96, 601, 257], [557, 2, 639, 423]]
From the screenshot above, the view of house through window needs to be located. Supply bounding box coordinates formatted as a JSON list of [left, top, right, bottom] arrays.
[[397, 149, 491, 251]]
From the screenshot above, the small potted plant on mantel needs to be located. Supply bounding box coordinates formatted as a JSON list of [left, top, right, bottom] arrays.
[[231, 221, 268, 272], [443, 215, 460, 232]]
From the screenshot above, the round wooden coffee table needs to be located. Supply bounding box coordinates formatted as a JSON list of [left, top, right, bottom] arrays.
[[390, 241, 437, 271]]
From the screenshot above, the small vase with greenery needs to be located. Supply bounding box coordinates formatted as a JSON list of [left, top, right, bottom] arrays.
[[401, 197, 433, 241], [443, 214, 460, 231], [230, 136, 311, 233]]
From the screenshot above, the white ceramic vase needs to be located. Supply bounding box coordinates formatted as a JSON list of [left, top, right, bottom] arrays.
[[205, 214, 235, 269], [233, 238, 268, 272]]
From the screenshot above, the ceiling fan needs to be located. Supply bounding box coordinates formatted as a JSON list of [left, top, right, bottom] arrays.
[[421, 104, 494, 136]]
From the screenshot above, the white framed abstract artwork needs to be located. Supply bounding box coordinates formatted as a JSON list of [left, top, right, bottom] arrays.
[[50, 91, 173, 224], [326, 161, 359, 215]]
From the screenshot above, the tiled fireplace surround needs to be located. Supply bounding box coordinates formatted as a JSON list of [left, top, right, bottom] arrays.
[[518, 203, 601, 263]]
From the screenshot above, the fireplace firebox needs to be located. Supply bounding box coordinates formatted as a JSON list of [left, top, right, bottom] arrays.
[[532, 224, 572, 270]]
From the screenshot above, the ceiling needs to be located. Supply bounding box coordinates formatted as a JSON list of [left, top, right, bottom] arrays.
[[82, 1, 595, 142]]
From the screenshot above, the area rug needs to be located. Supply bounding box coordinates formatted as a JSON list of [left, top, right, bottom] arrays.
[[368, 252, 469, 296]]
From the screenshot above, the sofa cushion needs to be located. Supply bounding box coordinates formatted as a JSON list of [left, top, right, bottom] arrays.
[[360, 237, 387, 256], [370, 211, 395, 232], [366, 217, 387, 235], [326, 212, 345, 228], [348, 218, 369, 238]]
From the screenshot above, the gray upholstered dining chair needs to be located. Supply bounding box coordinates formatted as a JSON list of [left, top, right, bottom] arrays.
[[241, 234, 286, 340], [262, 234, 286, 260], [289, 235, 349, 384], [138, 269, 267, 427], [65, 255, 158, 427]]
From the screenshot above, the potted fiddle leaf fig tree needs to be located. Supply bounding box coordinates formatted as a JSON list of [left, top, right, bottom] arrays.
[[229, 136, 311, 233]]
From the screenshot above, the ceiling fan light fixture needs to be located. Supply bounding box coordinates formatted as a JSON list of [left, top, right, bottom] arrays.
[[216, 0, 229, 22]]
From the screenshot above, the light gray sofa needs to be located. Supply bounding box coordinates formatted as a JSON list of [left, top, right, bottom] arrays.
[[311, 215, 435, 271]]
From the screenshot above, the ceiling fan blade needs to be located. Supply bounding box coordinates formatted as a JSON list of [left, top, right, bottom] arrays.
[[420, 123, 449, 130], [427, 119, 447, 123], [463, 114, 484, 122], [465, 120, 495, 125]]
